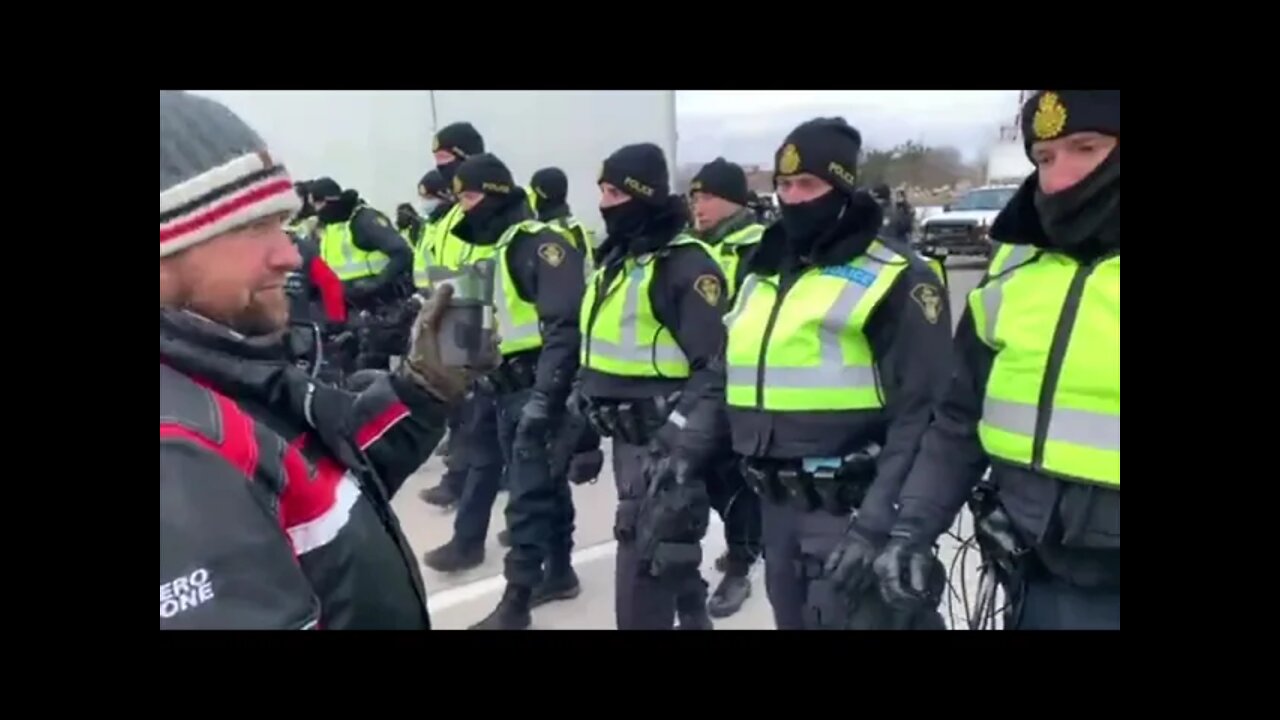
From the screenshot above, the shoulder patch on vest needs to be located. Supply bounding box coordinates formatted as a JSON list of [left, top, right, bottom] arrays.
[[910, 283, 943, 325], [538, 242, 565, 267], [694, 274, 722, 306]]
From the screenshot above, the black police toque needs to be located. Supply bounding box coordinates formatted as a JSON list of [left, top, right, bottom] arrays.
[[419, 169, 449, 198], [1021, 90, 1120, 157], [773, 117, 863, 197], [454, 153, 516, 197], [599, 143, 670, 206], [690, 157, 749, 206], [433, 122, 485, 160], [531, 167, 569, 205]]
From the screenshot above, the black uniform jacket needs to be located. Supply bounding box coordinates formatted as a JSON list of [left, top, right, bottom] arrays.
[[160, 309, 448, 629]]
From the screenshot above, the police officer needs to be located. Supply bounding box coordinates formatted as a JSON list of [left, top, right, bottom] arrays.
[[420, 122, 507, 572], [579, 143, 727, 630], [432, 155, 587, 630], [309, 177, 414, 372], [875, 91, 1120, 630], [721, 118, 954, 630], [530, 167, 596, 266], [685, 157, 765, 619]]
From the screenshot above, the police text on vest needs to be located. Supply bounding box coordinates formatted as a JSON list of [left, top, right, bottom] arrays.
[[160, 568, 215, 619]]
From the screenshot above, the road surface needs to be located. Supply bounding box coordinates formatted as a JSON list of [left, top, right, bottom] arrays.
[[392, 262, 992, 630]]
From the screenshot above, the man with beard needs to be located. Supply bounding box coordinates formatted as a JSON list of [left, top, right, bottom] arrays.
[[874, 91, 1120, 630], [160, 90, 481, 629], [720, 117, 954, 630], [310, 177, 414, 373], [578, 143, 726, 630], [439, 154, 586, 630], [685, 157, 765, 619]]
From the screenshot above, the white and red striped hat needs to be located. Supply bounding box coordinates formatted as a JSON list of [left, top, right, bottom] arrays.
[[160, 91, 301, 258]]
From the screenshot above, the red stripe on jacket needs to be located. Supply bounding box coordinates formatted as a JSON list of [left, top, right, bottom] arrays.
[[308, 255, 348, 323], [355, 402, 410, 450]]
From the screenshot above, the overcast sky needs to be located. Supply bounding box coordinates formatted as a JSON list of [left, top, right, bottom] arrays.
[[675, 90, 1022, 167]]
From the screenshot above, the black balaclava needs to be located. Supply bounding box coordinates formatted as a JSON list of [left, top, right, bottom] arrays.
[[1034, 145, 1120, 253], [772, 117, 874, 259], [450, 153, 527, 246], [310, 178, 359, 224], [433, 121, 485, 185], [597, 142, 676, 250]]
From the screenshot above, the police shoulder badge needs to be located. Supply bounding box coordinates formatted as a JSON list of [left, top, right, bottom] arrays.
[[452, 175, 463, 194], [1033, 92, 1068, 140], [778, 143, 801, 175], [538, 242, 565, 268], [694, 274, 723, 306], [910, 283, 942, 325]]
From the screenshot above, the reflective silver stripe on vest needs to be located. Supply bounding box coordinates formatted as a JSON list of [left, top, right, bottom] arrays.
[[723, 275, 759, 328], [983, 398, 1120, 451], [726, 263, 885, 390], [992, 244, 1037, 278], [493, 226, 540, 349], [590, 265, 688, 367]]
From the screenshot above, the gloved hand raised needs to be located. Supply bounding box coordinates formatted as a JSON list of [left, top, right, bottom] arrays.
[[873, 535, 945, 611], [397, 284, 499, 404]]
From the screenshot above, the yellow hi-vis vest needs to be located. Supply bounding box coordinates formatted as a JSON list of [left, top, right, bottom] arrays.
[[412, 224, 434, 290], [970, 249, 1120, 488], [318, 208, 391, 281], [724, 239, 910, 411], [713, 223, 765, 302], [579, 235, 715, 379], [493, 220, 550, 357], [431, 203, 498, 271]]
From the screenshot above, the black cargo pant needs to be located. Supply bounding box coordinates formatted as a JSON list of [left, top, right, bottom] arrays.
[[760, 498, 944, 630], [1012, 578, 1120, 630], [708, 456, 762, 573], [451, 388, 504, 550], [612, 440, 709, 630], [439, 404, 469, 497], [497, 388, 576, 587]]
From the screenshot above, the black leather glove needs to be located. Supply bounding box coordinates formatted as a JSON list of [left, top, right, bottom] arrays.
[[514, 389, 553, 448], [873, 535, 944, 611], [824, 523, 883, 595]]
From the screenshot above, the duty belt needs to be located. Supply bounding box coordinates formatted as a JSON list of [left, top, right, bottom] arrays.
[[740, 445, 880, 516], [480, 352, 540, 395]]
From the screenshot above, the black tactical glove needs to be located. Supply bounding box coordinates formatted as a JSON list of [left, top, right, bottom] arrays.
[[824, 522, 883, 596], [873, 535, 944, 611], [514, 389, 553, 449]]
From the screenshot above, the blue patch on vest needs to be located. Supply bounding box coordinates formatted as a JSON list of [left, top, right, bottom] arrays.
[[822, 265, 877, 287]]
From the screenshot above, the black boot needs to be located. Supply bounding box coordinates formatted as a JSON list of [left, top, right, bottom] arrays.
[[530, 563, 581, 608], [469, 585, 532, 630], [707, 571, 752, 619], [498, 529, 511, 547], [419, 482, 459, 509], [422, 539, 484, 573]]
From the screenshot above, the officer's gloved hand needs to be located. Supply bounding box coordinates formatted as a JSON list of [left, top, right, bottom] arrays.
[[873, 534, 943, 611], [398, 284, 498, 405], [514, 389, 554, 447], [824, 522, 884, 596]]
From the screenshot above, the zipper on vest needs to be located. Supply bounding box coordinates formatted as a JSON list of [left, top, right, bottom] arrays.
[[755, 276, 793, 409], [1031, 253, 1114, 470]]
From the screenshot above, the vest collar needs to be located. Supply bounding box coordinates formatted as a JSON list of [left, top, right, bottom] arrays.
[[699, 208, 757, 246]]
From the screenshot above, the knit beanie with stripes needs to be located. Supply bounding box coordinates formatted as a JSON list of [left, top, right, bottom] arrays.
[[160, 91, 300, 257]]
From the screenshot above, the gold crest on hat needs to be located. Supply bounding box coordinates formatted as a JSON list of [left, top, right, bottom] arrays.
[[778, 144, 801, 175], [1033, 92, 1068, 140], [452, 175, 463, 194]]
